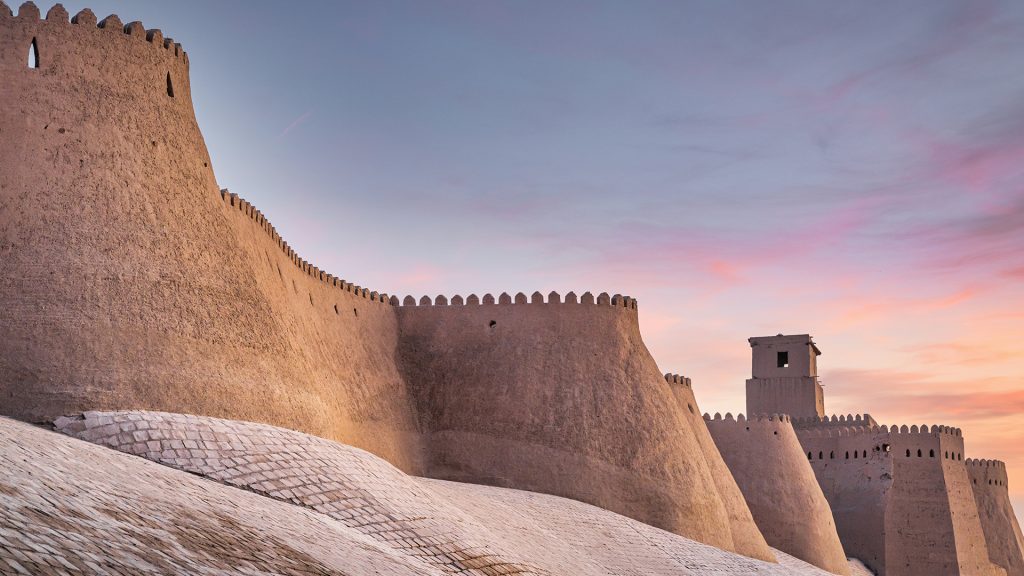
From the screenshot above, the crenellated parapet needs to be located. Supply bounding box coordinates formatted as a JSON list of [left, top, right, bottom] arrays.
[[0, 3, 189, 77], [796, 422, 961, 438], [796, 421, 966, 464], [219, 189, 392, 306], [966, 459, 1009, 490], [392, 290, 638, 310], [703, 412, 791, 424], [664, 373, 692, 388], [791, 413, 877, 429], [217, 187, 638, 314]]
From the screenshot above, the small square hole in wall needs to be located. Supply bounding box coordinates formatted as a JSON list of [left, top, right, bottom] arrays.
[[777, 351, 789, 368]]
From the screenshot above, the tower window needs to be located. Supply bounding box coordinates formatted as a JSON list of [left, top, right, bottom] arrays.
[[28, 38, 39, 69], [777, 351, 789, 368], [166, 72, 175, 98]]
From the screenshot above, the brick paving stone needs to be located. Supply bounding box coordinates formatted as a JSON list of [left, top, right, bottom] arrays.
[[16, 410, 857, 575]]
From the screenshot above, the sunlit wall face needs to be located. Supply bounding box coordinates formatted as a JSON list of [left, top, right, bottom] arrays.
[[64, 0, 1024, 519]]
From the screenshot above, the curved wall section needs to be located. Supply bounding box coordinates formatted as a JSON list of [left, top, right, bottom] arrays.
[[667, 376, 774, 562], [0, 5, 424, 471], [705, 412, 848, 574], [396, 298, 774, 560]]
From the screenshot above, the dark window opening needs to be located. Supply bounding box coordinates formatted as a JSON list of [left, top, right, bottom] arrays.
[[830, 451, 834, 459], [929, 449, 935, 457], [333, 304, 339, 315], [906, 449, 911, 457], [166, 72, 174, 98], [777, 351, 789, 368], [353, 308, 358, 317], [854, 451, 858, 459], [309, 294, 313, 306], [28, 38, 39, 69], [489, 320, 497, 328], [918, 449, 922, 457], [688, 403, 694, 414], [808, 452, 812, 460], [846, 451, 850, 459], [818, 451, 823, 460], [773, 430, 778, 435], [882, 443, 891, 452]]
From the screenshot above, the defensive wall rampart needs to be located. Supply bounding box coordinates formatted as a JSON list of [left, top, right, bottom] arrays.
[[704, 412, 849, 574], [0, 3, 772, 560], [967, 460, 1024, 576], [797, 424, 1003, 576], [662, 377, 774, 561]]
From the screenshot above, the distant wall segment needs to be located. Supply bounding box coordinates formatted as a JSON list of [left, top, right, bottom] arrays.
[[968, 460, 1024, 576], [797, 424, 1004, 576]]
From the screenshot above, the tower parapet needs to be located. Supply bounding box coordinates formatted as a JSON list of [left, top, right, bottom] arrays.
[[745, 334, 824, 418]]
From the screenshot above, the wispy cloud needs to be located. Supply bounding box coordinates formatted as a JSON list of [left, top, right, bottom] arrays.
[[279, 111, 312, 138]]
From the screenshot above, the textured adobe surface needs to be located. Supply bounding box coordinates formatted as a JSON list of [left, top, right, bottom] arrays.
[[397, 300, 772, 559], [43, 411, 848, 575], [0, 2, 772, 559], [0, 1, 423, 471], [706, 412, 849, 574]]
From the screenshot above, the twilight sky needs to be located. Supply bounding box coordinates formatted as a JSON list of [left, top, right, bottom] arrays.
[[75, 0, 1023, 514]]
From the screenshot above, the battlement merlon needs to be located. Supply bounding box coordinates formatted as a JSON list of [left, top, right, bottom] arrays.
[[219, 190, 638, 314], [664, 373, 692, 388]]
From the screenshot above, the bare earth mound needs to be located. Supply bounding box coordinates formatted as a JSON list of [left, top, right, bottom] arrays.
[[1, 412, 845, 575]]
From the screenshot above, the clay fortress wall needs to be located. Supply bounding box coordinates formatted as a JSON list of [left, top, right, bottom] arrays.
[[3, 5, 1024, 576], [0, 2, 776, 562]]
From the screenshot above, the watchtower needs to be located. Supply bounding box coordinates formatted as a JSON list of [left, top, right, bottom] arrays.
[[745, 334, 824, 418]]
